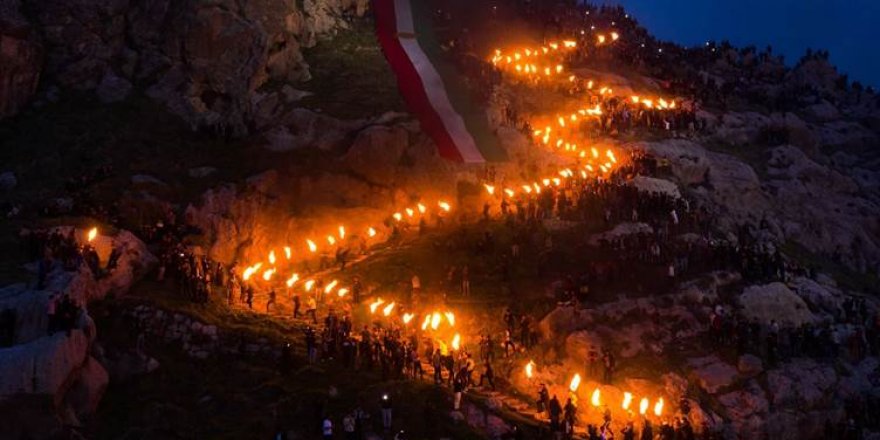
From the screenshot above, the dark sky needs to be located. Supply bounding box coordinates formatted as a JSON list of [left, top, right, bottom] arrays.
[[609, 0, 880, 87]]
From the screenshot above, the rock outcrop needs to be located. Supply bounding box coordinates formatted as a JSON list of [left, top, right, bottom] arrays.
[[0, 0, 42, 118], [0, 0, 367, 129], [737, 283, 816, 327], [0, 228, 154, 431]]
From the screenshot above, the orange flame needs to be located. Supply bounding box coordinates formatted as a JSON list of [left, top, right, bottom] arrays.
[[367, 227, 377, 237], [421, 315, 431, 330], [262, 268, 275, 281], [304, 280, 315, 292], [484, 184, 495, 195], [403, 313, 414, 324], [87, 227, 98, 243], [525, 360, 535, 378], [591, 388, 601, 407], [323, 279, 338, 294], [639, 398, 649, 415], [327, 235, 336, 246], [622, 392, 633, 410], [286, 273, 300, 288], [307, 239, 317, 253], [653, 398, 664, 417], [337, 288, 349, 297], [444, 311, 456, 326], [369, 298, 385, 314], [430, 312, 441, 330], [284, 246, 292, 260], [437, 201, 451, 212], [417, 203, 427, 214], [451, 333, 461, 350], [243, 263, 263, 281], [338, 226, 345, 239], [569, 374, 582, 392], [382, 301, 396, 316], [268, 250, 276, 265]]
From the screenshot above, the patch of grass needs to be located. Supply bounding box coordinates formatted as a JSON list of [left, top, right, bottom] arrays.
[[299, 18, 406, 119]]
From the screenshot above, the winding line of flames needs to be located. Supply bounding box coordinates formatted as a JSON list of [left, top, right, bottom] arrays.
[[534, 363, 664, 417]]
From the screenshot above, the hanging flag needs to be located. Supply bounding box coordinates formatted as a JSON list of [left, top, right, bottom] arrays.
[[374, 0, 506, 163]]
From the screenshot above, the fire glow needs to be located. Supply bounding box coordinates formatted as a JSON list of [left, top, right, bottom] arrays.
[[591, 388, 601, 407], [382, 302, 396, 316], [569, 374, 581, 392]]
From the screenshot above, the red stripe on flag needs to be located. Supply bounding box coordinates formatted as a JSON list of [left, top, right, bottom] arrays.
[[374, 0, 465, 162]]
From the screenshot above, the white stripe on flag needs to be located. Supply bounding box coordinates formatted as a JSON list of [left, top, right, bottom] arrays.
[[393, 0, 415, 35], [398, 38, 484, 163]]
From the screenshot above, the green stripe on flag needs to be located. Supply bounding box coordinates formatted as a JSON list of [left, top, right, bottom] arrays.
[[409, 0, 508, 162]]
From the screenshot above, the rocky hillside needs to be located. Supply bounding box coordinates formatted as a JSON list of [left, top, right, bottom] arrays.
[[0, 229, 155, 437], [0, 0, 368, 133]]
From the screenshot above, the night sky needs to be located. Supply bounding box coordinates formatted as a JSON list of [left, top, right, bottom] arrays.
[[611, 0, 880, 87]]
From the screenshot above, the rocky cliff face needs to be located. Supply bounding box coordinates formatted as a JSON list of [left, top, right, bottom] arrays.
[[0, 0, 367, 131], [0, 0, 41, 118], [0, 229, 155, 435], [638, 109, 880, 275]]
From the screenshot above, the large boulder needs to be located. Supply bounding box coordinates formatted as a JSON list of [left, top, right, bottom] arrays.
[[763, 145, 880, 270], [636, 139, 710, 185], [0, 330, 89, 401], [787, 276, 843, 319], [0, 228, 153, 344], [588, 222, 653, 247], [696, 150, 770, 228], [687, 355, 738, 394], [712, 112, 772, 146], [64, 356, 108, 416], [737, 283, 816, 327], [0, 0, 42, 119], [564, 330, 602, 362], [737, 354, 763, 378], [538, 306, 591, 342], [343, 125, 410, 186], [766, 359, 837, 410], [264, 108, 365, 151], [625, 176, 681, 199], [803, 100, 840, 122], [146, 5, 268, 136], [717, 380, 769, 438]]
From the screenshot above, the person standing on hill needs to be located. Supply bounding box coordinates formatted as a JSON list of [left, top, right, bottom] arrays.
[[381, 393, 393, 431], [307, 296, 318, 324], [322, 416, 333, 440]]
